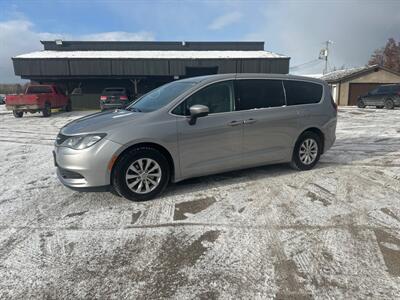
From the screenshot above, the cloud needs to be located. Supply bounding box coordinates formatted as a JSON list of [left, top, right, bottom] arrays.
[[0, 19, 154, 83], [208, 11, 242, 30], [80, 31, 154, 41], [245, 0, 400, 75]]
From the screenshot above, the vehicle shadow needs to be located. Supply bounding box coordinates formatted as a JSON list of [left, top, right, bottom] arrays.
[[163, 134, 400, 199], [163, 163, 312, 198]]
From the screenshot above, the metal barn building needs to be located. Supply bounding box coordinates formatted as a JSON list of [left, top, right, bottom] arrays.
[[12, 41, 290, 109]]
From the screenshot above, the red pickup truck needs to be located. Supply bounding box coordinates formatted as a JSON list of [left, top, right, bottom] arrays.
[[6, 84, 71, 118]]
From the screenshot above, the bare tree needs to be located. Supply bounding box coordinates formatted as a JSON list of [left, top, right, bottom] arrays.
[[368, 38, 400, 72]]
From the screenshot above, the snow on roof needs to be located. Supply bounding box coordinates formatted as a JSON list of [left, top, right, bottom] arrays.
[[14, 50, 287, 60], [301, 74, 323, 78], [321, 65, 378, 82]]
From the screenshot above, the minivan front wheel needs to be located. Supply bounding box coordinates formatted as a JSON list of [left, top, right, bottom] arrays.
[[112, 147, 170, 201], [290, 132, 321, 171]]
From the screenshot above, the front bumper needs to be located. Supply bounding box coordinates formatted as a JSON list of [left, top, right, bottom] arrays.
[[54, 138, 122, 188]]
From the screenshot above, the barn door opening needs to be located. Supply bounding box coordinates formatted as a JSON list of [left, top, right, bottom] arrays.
[[185, 66, 218, 77]]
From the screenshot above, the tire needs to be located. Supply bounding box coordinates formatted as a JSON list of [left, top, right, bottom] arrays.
[[290, 131, 322, 171], [376, 106, 384, 109], [42, 103, 51, 117], [65, 100, 72, 112], [357, 99, 366, 108], [112, 147, 170, 201], [384, 98, 394, 109], [13, 110, 23, 118]]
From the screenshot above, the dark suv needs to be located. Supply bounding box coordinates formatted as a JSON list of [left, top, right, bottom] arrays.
[[100, 87, 131, 110], [357, 84, 400, 109]]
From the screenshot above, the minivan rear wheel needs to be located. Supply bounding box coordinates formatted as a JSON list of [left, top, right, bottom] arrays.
[[112, 147, 170, 201], [290, 132, 321, 171]]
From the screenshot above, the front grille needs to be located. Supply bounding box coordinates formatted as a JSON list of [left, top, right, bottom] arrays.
[[56, 133, 69, 145], [58, 167, 84, 179]]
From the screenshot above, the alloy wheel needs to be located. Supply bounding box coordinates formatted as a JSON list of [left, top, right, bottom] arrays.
[[125, 158, 162, 194], [299, 138, 318, 165]]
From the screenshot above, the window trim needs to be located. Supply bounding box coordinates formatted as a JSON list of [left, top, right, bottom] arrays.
[[169, 79, 236, 117], [234, 76, 324, 109], [169, 77, 325, 117]]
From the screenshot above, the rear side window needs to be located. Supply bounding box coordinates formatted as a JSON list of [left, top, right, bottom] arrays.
[[377, 86, 391, 94], [284, 80, 323, 105], [26, 86, 52, 94], [237, 79, 285, 110], [172, 81, 234, 115]]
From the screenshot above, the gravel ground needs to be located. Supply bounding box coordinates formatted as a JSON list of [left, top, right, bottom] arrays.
[[0, 105, 400, 299]]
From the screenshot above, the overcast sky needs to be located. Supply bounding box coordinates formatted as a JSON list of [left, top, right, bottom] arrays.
[[1, 0, 399, 82]]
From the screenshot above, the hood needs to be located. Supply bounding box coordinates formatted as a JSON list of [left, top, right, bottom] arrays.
[[61, 109, 143, 135]]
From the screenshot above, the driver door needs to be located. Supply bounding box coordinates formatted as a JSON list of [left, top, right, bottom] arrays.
[[173, 80, 243, 179]]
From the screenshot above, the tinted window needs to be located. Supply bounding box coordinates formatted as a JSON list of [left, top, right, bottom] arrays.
[[127, 81, 195, 113], [369, 87, 379, 95], [237, 79, 285, 110], [26, 86, 52, 94], [377, 86, 392, 94], [172, 81, 234, 115], [103, 88, 126, 95], [284, 80, 323, 105]]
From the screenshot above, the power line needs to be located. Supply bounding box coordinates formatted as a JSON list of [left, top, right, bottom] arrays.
[[290, 59, 321, 70]]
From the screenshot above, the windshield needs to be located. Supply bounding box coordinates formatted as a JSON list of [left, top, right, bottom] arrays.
[[126, 81, 196, 113]]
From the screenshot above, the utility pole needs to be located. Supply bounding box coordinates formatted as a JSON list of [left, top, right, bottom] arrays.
[[319, 40, 333, 74]]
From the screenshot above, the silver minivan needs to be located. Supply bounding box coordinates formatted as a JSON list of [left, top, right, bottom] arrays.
[[54, 74, 337, 201]]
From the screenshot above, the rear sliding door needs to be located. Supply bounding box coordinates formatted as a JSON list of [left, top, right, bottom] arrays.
[[236, 79, 298, 166]]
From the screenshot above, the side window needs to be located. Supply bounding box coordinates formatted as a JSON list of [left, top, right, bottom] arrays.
[[369, 88, 378, 95], [283, 80, 323, 105], [377, 86, 391, 94], [237, 79, 285, 110], [172, 81, 234, 116]]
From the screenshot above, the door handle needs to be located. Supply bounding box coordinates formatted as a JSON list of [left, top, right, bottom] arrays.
[[243, 118, 256, 125], [227, 120, 242, 127]]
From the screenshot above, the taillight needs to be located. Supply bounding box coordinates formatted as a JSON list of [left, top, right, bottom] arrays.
[[100, 96, 107, 101], [331, 96, 338, 112], [119, 96, 128, 101]]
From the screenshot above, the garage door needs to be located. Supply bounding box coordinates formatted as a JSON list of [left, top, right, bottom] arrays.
[[348, 83, 381, 106]]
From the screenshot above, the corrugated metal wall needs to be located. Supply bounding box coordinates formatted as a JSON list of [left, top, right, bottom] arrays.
[[13, 57, 289, 77], [13, 56, 290, 110]]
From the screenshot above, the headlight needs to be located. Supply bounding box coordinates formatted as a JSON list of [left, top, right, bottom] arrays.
[[61, 133, 106, 150]]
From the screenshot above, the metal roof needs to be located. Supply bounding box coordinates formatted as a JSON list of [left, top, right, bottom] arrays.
[[14, 50, 287, 60], [320, 64, 400, 83], [40, 41, 267, 51], [12, 41, 290, 78]]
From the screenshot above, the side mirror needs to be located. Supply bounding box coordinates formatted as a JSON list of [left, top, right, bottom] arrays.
[[188, 104, 209, 125]]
